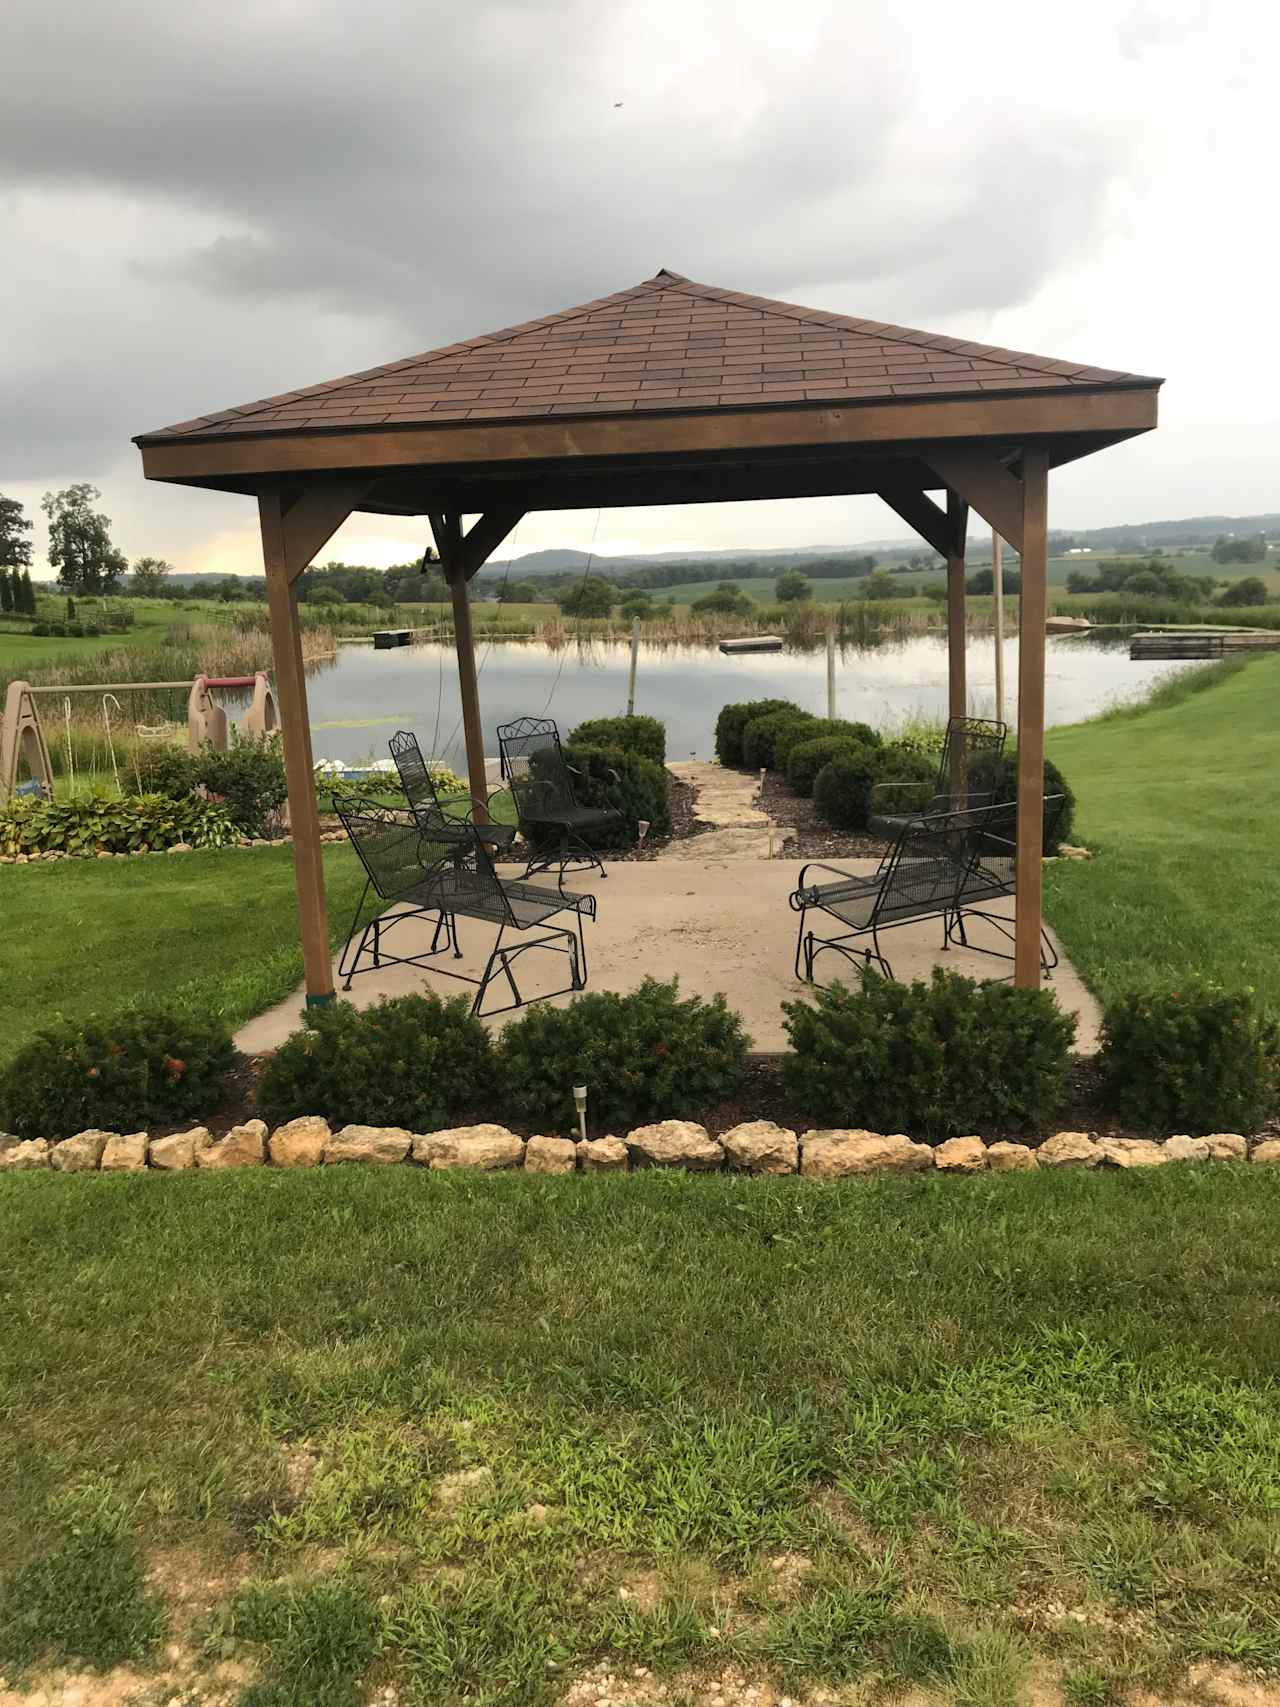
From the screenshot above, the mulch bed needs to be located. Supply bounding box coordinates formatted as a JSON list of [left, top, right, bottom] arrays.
[[196, 1050, 1232, 1150], [757, 769, 888, 861], [697, 1053, 1119, 1148]]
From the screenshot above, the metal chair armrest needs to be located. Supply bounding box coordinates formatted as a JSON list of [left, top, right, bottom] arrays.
[[791, 859, 865, 911]]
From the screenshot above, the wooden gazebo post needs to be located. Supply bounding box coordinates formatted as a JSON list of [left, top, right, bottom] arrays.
[[946, 490, 969, 725], [258, 481, 365, 1005], [930, 447, 1051, 987], [429, 510, 525, 823]]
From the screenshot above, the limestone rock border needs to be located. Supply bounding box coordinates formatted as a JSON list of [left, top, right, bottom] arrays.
[[1, 1123, 1268, 1179]]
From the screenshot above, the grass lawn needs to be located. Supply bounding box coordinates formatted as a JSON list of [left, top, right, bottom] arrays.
[[3, 1166, 1280, 1704], [1045, 653, 1280, 1011], [0, 843, 369, 1062], [0, 789, 519, 1065]]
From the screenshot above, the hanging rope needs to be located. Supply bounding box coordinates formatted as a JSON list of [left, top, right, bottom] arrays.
[[62, 698, 75, 795], [101, 694, 123, 795]]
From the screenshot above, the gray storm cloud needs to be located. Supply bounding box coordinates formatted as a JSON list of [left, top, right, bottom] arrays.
[[1, 0, 1132, 490]]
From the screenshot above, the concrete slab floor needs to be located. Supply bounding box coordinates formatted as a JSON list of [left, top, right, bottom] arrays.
[[235, 859, 1101, 1057]]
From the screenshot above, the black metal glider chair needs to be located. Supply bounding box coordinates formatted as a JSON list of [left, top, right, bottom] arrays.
[[790, 795, 1064, 985], [388, 728, 518, 858], [334, 802, 596, 1016], [496, 716, 623, 883], [867, 714, 1008, 838]]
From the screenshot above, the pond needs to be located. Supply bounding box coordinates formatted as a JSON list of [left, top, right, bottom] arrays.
[[301, 632, 1188, 766]]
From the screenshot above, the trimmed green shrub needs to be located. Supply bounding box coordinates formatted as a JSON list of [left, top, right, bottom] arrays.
[[0, 1007, 236, 1140], [714, 699, 802, 767], [198, 739, 288, 836], [132, 738, 288, 837], [742, 710, 818, 771], [787, 735, 875, 798], [782, 969, 1076, 1139], [257, 994, 495, 1130], [129, 744, 199, 799], [500, 976, 749, 1131], [0, 792, 240, 856], [968, 750, 1076, 852], [31, 622, 50, 636], [1099, 984, 1280, 1134], [561, 742, 671, 842], [813, 744, 936, 832], [568, 714, 666, 766], [781, 723, 880, 795]]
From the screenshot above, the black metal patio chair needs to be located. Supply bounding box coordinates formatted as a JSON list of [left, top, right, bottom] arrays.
[[388, 728, 519, 859], [789, 795, 1064, 985], [334, 802, 596, 1016], [867, 714, 1007, 838], [496, 716, 623, 883]]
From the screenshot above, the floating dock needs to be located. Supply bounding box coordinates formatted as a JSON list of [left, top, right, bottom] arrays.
[[372, 629, 412, 649], [719, 635, 784, 655], [1130, 629, 1280, 660]]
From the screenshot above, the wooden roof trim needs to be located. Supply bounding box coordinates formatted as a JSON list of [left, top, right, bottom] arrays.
[[137, 384, 1158, 488]]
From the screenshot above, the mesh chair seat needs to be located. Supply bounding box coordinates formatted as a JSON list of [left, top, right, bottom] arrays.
[[400, 866, 591, 931], [802, 858, 963, 931], [521, 801, 621, 832]]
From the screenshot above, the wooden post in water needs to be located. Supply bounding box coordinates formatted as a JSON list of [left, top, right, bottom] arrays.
[[826, 627, 836, 720], [627, 617, 640, 716], [993, 529, 1006, 724]]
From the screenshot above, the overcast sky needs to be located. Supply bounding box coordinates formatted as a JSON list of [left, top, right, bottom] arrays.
[[2, 0, 1275, 575]]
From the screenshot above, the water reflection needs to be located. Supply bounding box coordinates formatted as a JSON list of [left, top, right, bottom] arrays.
[[297, 633, 1187, 766]]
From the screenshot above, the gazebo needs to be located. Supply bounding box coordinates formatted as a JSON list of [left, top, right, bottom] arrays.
[[134, 270, 1161, 1004]]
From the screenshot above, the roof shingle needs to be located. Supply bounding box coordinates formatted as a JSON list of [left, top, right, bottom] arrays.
[[135, 270, 1160, 444]]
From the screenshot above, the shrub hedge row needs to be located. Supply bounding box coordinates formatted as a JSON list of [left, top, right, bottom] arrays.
[[4, 976, 1275, 1144]]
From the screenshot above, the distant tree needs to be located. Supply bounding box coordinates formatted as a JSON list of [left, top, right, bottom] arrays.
[[691, 581, 754, 617], [558, 575, 615, 618], [1065, 570, 1094, 594], [862, 569, 898, 600], [0, 494, 34, 570], [1123, 570, 1165, 597], [130, 556, 173, 597], [619, 591, 655, 619], [214, 576, 243, 603], [66, 596, 76, 620], [41, 484, 127, 596], [384, 557, 447, 604], [19, 569, 37, 614], [1212, 535, 1267, 565], [498, 578, 542, 604], [0, 568, 12, 613], [775, 569, 813, 603], [1219, 576, 1268, 608], [965, 567, 1022, 596], [306, 585, 344, 607]]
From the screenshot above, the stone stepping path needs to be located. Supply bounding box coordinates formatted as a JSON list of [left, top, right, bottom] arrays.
[[665, 761, 795, 859]]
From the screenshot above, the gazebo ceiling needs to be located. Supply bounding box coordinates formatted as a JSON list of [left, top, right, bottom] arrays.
[[135, 270, 1161, 514]]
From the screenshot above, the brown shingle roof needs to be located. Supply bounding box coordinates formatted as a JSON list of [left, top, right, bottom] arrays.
[[136, 270, 1160, 443]]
